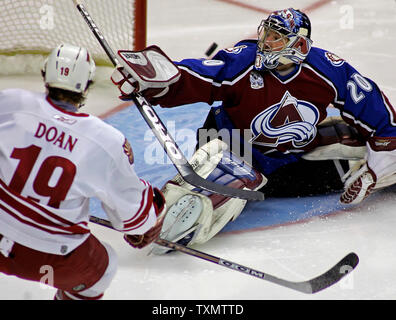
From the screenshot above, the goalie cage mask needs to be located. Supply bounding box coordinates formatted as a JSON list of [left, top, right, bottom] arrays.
[[255, 8, 312, 70]]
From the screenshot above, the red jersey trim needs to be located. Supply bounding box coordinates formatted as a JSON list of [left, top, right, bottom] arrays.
[[0, 179, 89, 235], [121, 183, 153, 232]]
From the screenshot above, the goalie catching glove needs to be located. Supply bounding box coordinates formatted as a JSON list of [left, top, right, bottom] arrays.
[[111, 45, 180, 100], [151, 139, 267, 255]]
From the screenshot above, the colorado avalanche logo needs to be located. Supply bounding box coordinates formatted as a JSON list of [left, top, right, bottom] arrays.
[[223, 45, 247, 55], [250, 71, 264, 89], [325, 51, 345, 67], [250, 91, 320, 149]]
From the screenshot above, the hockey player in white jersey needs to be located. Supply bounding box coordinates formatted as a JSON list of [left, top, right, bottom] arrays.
[[0, 44, 166, 300]]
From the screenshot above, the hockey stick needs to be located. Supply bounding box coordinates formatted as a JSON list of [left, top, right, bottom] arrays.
[[73, 0, 263, 201], [89, 215, 359, 294]]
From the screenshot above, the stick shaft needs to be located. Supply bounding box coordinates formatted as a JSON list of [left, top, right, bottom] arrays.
[[73, 1, 264, 201], [89, 215, 357, 294]]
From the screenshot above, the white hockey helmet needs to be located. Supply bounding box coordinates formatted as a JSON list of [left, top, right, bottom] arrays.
[[43, 43, 95, 93]]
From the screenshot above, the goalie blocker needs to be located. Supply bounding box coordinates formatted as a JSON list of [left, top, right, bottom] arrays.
[[151, 139, 267, 255]]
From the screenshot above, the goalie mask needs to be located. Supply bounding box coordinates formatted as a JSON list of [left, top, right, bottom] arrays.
[[255, 8, 312, 70], [43, 44, 96, 94]]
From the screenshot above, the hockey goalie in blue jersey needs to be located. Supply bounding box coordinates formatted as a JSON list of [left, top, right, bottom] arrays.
[[111, 8, 396, 252]]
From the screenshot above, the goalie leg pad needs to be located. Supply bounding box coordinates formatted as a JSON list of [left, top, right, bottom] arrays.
[[302, 117, 367, 161], [161, 194, 202, 241], [374, 173, 396, 190], [197, 146, 267, 209], [150, 183, 213, 255], [367, 140, 396, 190], [152, 139, 267, 254]]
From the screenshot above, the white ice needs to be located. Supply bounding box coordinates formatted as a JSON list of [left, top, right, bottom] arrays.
[[0, 0, 396, 301]]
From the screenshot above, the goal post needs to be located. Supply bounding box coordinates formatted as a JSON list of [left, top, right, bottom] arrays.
[[134, 0, 147, 52], [0, 0, 147, 73]]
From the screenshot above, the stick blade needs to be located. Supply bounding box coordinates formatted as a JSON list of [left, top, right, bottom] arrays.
[[307, 252, 359, 294]]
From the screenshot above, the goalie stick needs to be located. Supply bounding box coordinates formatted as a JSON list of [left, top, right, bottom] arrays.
[[89, 215, 359, 294], [72, 0, 263, 201]]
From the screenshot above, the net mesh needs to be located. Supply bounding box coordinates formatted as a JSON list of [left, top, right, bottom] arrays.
[[0, 0, 135, 74]]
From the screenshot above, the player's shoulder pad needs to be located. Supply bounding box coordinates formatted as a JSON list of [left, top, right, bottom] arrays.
[[0, 88, 35, 103], [176, 39, 256, 82], [0, 87, 30, 96], [216, 39, 257, 57], [78, 115, 137, 171], [304, 47, 358, 98], [0, 88, 47, 115], [85, 115, 125, 148], [212, 39, 256, 68], [306, 47, 348, 70]]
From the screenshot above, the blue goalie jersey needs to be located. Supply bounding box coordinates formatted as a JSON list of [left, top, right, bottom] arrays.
[[150, 40, 396, 175]]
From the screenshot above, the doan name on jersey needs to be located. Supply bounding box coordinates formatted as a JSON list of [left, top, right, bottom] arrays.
[[34, 122, 78, 153]]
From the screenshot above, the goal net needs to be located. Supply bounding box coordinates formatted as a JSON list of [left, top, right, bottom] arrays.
[[0, 0, 146, 74]]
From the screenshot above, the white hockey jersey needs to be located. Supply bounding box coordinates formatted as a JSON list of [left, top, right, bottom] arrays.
[[0, 88, 158, 255]]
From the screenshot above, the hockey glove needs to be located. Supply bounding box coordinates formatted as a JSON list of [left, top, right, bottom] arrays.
[[340, 164, 376, 205], [111, 45, 180, 101], [124, 187, 166, 249]]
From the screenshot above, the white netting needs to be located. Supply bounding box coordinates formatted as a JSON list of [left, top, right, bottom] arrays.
[[0, 0, 136, 74]]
